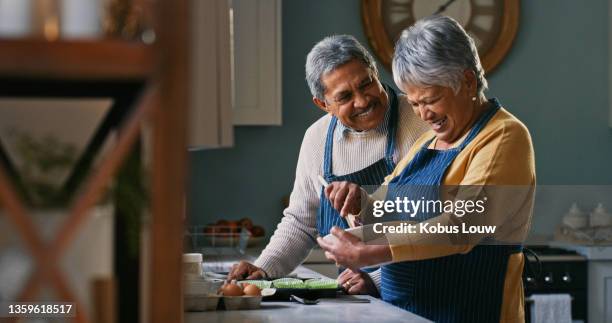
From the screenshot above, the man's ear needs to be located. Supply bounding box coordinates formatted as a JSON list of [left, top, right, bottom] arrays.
[[313, 97, 330, 113]]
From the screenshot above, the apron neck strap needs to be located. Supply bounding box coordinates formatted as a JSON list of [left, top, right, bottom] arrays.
[[419, 98, 501, 151], [384, 84, 399, 171], [458, 98, 501, 150], [323, 115, 337, 178]]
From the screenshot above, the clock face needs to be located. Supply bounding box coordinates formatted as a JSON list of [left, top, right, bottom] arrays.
[[362, 0, 519, 73]]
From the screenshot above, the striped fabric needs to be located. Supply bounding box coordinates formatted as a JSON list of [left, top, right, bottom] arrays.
[[316, 84, 398, 236], [254, 86, 429, 281], [381, 99, 523, 323]]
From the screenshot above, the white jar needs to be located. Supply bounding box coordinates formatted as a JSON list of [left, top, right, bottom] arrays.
[[562, 203, 588, 229], [182, 253, 203, 279], [590, 203, 612, 228]]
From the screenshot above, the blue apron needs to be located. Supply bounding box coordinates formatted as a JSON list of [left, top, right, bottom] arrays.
[[381, 98, 522, 323], [316, 85, 399, 236]]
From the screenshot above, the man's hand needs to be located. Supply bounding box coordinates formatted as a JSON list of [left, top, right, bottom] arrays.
[[324, 181, 362, 218], [227, 261, 267, 280], [338, 268, 379, 297]]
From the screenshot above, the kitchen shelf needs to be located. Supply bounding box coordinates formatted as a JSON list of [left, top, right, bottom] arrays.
[[0, 1, 188, 321], [0, 38, 154, 81]]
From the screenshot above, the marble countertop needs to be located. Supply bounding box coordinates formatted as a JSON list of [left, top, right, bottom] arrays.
[[185, 295, 431, 323]]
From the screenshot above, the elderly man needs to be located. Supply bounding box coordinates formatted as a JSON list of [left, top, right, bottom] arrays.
[[228, 35, 427, 295]]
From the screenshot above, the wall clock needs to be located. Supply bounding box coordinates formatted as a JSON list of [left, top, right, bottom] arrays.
[[361, 0, 520, 73]]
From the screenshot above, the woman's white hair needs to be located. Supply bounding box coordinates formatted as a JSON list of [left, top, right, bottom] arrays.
[[392, 15, 488, 96]]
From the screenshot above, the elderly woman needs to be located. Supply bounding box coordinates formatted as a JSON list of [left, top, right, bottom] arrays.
[[317, 16, 535, 323]]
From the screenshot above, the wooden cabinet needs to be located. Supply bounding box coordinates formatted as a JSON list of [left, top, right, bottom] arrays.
[[189, 0, 233, 149], [232, 0, 282, 126]]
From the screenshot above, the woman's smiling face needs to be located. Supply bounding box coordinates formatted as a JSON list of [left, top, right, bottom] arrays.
[[403, 81, 477, 148]]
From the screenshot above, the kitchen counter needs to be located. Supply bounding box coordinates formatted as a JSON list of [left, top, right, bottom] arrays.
[[189, 253, 431, 323], [185, 295, 431, 323]]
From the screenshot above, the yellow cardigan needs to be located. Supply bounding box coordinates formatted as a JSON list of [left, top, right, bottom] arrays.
[[364, 107, 536, 323]]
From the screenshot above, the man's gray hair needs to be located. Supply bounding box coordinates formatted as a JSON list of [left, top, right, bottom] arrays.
[[305, 35, 379, 100], [392, 15, 488, 96]]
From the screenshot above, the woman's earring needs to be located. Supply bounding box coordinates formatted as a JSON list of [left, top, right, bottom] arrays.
[[471, 96, 477, 101]]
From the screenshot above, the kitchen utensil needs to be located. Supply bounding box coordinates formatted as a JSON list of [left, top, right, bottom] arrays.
[[290, 294, 319, 305]]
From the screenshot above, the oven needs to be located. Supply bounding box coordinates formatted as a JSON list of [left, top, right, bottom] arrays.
[[523, 246, 588, 323]]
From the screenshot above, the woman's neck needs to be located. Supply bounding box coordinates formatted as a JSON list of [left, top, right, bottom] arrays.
[[435, 97, 490, 150]]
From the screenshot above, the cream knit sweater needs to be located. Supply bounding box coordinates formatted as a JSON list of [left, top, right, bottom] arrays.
[[254, 94, 428, 287]]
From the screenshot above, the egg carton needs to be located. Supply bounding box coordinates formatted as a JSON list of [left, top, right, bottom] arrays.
[[185, 286, 276, 311], [184, 294, 263, 311], [184, 295, 221, 311], [221, 295, 263, 310]]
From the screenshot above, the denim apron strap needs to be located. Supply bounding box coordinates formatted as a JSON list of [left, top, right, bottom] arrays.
[[317, 85, 399, 237], [380, 99, 518, 323]]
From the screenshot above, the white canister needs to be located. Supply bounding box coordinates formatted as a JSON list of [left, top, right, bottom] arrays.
[[0, 0, 32, 38], [182, 253, 203, 279], [590, 203, 612, 227], [562, 203, 588, 229]]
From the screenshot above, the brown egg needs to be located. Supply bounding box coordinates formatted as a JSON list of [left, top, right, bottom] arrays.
[[221, 283, 244, 296], [243, 284, 261, 296]]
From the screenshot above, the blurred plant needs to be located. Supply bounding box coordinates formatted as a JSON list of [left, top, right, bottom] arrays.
[[8, 129, 77, 208]]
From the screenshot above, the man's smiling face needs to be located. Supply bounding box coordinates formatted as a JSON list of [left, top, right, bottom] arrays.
[[315, 59, 389, 131]]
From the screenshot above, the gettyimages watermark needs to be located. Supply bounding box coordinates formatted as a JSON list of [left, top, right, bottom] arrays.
[[340, 185, 612, 246]]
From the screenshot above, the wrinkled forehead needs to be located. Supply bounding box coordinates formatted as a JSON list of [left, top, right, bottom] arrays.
[[322, 61, 377, 94], [403, 84, 445, 101]]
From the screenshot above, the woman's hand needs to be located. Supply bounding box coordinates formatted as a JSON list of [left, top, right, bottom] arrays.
[[338, 268, 379, 297], [324, 181, 362, 218], [317, 226, 392, 270]]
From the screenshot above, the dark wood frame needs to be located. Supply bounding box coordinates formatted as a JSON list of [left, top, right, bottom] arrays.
[[0, 0, 190, 322], [361, 0, 520, 74]]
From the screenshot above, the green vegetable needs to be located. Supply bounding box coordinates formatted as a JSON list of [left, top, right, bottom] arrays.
[[305, 279, 338, 289], [239, 280, 272, 289], [272, 278, 306, 289]]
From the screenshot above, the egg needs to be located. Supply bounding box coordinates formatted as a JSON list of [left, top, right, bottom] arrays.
[[221, 283, 244, 296], [243, 284, 261, 296]]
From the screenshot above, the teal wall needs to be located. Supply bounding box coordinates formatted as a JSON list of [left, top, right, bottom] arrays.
[[188, 0, 612, 236]]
